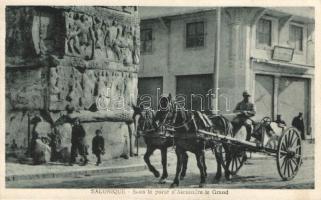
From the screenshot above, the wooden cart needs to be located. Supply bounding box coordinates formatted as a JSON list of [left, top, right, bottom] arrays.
[[197, 116, 303, 181]]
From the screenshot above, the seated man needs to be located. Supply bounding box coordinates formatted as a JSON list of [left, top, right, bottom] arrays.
[[232, 91, 256, 141]]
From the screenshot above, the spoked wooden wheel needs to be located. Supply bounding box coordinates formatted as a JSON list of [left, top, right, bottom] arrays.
[[276, 127, 302, 181], [220, 145, 246, 176]]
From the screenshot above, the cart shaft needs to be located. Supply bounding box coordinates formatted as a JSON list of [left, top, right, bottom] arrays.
[[198, 129, 259, 148]]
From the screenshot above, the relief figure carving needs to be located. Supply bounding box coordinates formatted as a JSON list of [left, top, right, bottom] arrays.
[[66, 12, 94, 60]]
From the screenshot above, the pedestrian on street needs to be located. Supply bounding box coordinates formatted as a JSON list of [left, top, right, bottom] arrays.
[[70, 118, 89, 166], [292, 112, 305, 140], [92, 129, 105, 166]]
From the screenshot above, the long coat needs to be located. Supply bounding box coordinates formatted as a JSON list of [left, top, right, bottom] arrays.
[[71, 124, 88, 155], [92, 135, 105, 154], [292, 116, 305, 139]]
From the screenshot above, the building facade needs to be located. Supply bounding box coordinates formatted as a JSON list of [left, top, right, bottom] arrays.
[[138, 7, 315, 139]]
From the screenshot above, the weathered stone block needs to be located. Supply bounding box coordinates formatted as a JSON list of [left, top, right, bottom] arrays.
[[34, 122, 52, 138], [6, 7, 37, 59], [81, 122, 129, 160], [49, 63, 138, 111], [5, 6, 139, 160], [6, 6, 65, 65], [5, 111, 41, 149], [63, 7, 140, 65], [33, 139, 51, 164], [6, 68, 47, 110]]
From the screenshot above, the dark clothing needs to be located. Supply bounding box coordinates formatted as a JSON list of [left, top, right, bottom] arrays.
[[275, 119, 286, 125], [70, 124, 88, 163], [95, 153, 101, 164], [92, 135, 105, 164], [292, 116, 305, 140], [70, 143, 78, 162], [275, 119, 286, 127], [71, 125, 86, 144], [77, 138, 88, 156], [30, 131, 39, 158], [233, 100, 256, 117], [232, 100, 256, 141], [92, 135, 105, 154]]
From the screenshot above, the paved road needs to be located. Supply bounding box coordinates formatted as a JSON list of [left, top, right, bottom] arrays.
[[7, 154, 314, 189]]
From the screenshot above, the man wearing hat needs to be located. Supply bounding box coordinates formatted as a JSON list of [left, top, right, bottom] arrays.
[[292, 112, 305, 140], [232, 91, 256, 141]]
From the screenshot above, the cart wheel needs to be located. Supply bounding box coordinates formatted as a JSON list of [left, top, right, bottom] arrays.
[[276, 127, 302, 181], [220, 145, 246, 176]]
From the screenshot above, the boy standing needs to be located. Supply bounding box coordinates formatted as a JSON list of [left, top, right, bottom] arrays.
[[92, 129, 105, 166]]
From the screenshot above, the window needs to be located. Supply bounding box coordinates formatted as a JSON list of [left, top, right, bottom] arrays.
[[256, 18, 272, 47], [289, 25, 303, 51], [186, 22, 204, 48], [140, 29, 152, 53]]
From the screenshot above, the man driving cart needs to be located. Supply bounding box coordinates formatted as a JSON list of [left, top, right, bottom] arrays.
[[232, 91, 256, 141]]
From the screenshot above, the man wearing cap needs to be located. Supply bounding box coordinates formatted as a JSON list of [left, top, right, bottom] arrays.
[[232, 91, 256, 141], [292, 112, 305, 140]]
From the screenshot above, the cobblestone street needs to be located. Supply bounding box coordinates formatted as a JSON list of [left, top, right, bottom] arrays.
[[7, 142, 314, 189]]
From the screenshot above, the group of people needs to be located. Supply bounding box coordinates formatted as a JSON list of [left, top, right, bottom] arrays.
[[232, 91, 306, 141], [70, 118, 105, 166], [29, 90, 306, 166]]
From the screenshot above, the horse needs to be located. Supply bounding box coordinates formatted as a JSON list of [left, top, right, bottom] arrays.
[[208, 114, 237, 182], [133, 100, 188, 184], [170, 109, 210, 188], [170, 109, 242, 187]]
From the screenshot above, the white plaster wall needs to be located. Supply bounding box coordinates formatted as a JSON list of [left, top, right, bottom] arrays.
[[139, 20, 168, 77], [169, 11, 216, 75], [251, 16, 313, 66]]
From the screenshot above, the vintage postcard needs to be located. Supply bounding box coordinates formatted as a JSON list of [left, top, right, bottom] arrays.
[[0, 0, 320, 199]]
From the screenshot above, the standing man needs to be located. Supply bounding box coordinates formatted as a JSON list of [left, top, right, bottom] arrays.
[[92, 129, 105, 166], [232, 91, 256, 141], [70, 118, 89, 165], [292, 112, 305, 140]]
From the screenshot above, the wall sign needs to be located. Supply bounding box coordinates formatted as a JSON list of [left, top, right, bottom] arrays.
[[272, 46, 294, 62]]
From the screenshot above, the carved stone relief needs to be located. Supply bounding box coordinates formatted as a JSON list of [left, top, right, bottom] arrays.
[[49, 65, 137, 111], [65, 11, 140, 65], [65, 12, 94, 60], [6, 68, 46, 109], [6, 7, 37, 59]]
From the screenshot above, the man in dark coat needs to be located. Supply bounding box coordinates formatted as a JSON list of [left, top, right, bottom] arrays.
[[70, 118, 89, 165], [292, 112, 305, 140], [92, 129, 105, 166], [232, 91, 256, 141]]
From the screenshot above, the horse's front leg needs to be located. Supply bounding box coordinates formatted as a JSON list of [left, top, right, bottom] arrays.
[[224, 146, 232, 180], [180, 151, 188, 180], [213, 146, 222, 183], [170, 147, 183, 188], [202, 151, 207, 178], [196, 151, 206, 187], [159, 147, 168, 184], [144, 146, 160, 178]]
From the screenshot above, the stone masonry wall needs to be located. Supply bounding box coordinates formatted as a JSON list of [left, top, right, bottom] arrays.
[[5, 6, 139, 159]]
